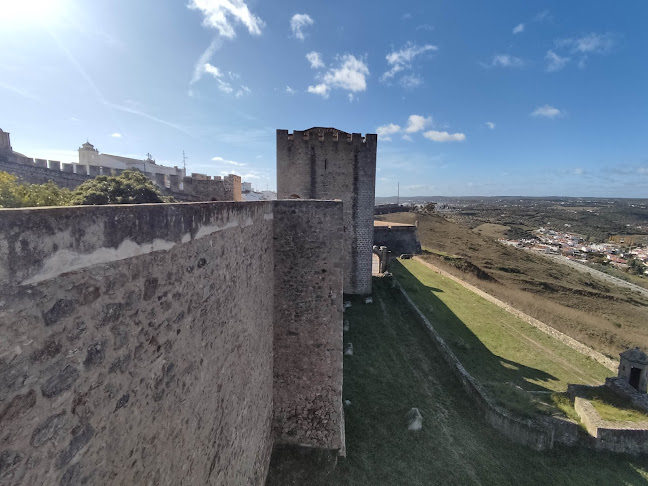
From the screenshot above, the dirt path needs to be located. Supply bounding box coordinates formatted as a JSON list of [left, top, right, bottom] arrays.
[[413, 256, 618, 372]]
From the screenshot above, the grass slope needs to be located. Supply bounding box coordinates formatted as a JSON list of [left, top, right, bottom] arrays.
[[395, 259, 612, 391], [267, 279, 648, 485], [376, 212, 648, 357]]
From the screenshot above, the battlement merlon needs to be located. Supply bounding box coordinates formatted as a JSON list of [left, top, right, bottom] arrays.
[[278, 128, 377, 146]]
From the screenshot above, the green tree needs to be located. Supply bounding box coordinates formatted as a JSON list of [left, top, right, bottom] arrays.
[[0, 171, 72, 208], [0, 171, 21, 207], [69, 170, 168, 205], [628, 258, 646, 276]]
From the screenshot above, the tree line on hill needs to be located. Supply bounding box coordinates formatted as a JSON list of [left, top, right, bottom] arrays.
[[0, 170, 171, 208]]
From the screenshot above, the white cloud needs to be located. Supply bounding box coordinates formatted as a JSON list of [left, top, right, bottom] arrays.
[[483, 54, 524, 68], [0, 81, 40, 101], [190, 38, 222, 85], [485, 122, 495, 130], [202, 63, 249, 96], [212, 156, 246, 166], [308, 54, 368, 97], [401, 134, 413, 142], [376, 123, 401, 141], [545, 50, 570, 72], [323, 55, 369, 91], [235, 85, 251, 98], [111, 133, 122, 138], [382, 42, 437, 80], [188, 0, 264, 39], [423, 130, 466, 142], [306, 51, 324, 69], [204, 63, 222, 78], [203, 63, 234, 93], [530, 104, 563, 118], [405, 115, 431, 133], [104, 101, 192, 136], [400, 74, 422, 89], [558, 33, 616, 55], [513, 23, 524, 34], [307, 83, 329, 97], [290, 13, 313, 40], [285, 86, 295, 94]]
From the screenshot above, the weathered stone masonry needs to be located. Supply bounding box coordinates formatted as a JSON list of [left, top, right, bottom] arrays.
[[0, 200, 344, 485], [276, 128, 377, 295], [273, 200, 344, 453]]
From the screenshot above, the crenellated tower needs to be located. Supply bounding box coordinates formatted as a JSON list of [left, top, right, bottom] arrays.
[[276, 127, 377, 294]]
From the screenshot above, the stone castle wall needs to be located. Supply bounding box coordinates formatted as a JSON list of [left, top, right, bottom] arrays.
[[0, 200, 344, 484], [276, 128, 377, 295]]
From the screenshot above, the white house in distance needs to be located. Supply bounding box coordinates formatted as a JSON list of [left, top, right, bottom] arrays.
[[78, 141, 185, 179]]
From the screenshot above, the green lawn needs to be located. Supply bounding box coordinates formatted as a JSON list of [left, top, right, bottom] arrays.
[[267, 278, 648, 485]]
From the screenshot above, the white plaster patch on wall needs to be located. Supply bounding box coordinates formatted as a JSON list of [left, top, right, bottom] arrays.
[[23, 238, 177, 285], [194, 215, 254, 240], [194, 218, 241, 240]]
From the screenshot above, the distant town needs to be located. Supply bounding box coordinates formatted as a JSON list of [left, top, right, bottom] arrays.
[[499, 228, 648, 274]]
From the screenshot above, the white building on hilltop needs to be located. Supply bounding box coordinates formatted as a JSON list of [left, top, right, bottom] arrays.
[[78, 141, 185, 178]]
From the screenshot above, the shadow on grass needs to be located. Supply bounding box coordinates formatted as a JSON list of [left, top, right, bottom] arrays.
[[392, 259, 558, 396], [267, 275, 648, 486]]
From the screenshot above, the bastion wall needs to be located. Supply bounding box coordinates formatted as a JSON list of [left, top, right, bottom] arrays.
[[276, 128, 377, 295], [373, 224, 422, 256], [0, 200, 344, 485]]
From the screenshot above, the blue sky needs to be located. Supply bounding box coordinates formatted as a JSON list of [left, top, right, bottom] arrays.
[[1, 0, 646, 197]]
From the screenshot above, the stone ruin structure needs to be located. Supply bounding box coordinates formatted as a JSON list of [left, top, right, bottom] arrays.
[[0, 129, 241, 202], [617, 347, 648, 393], [276, 127, 377, 295]]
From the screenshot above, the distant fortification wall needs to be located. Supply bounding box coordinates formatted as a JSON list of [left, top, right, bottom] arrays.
[[0, 156, 92, 189], [0, 200, 343, 485], [374, 224, 422, 255], [181, 173, 242, 202], [276, 128, 377, 295]]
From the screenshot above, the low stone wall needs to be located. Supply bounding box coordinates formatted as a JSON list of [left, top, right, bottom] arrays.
[[374, 204, 409, 215], [396, 280, 580, 450], [574, 397, 648, 455], [412, 257, 617, 372]]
